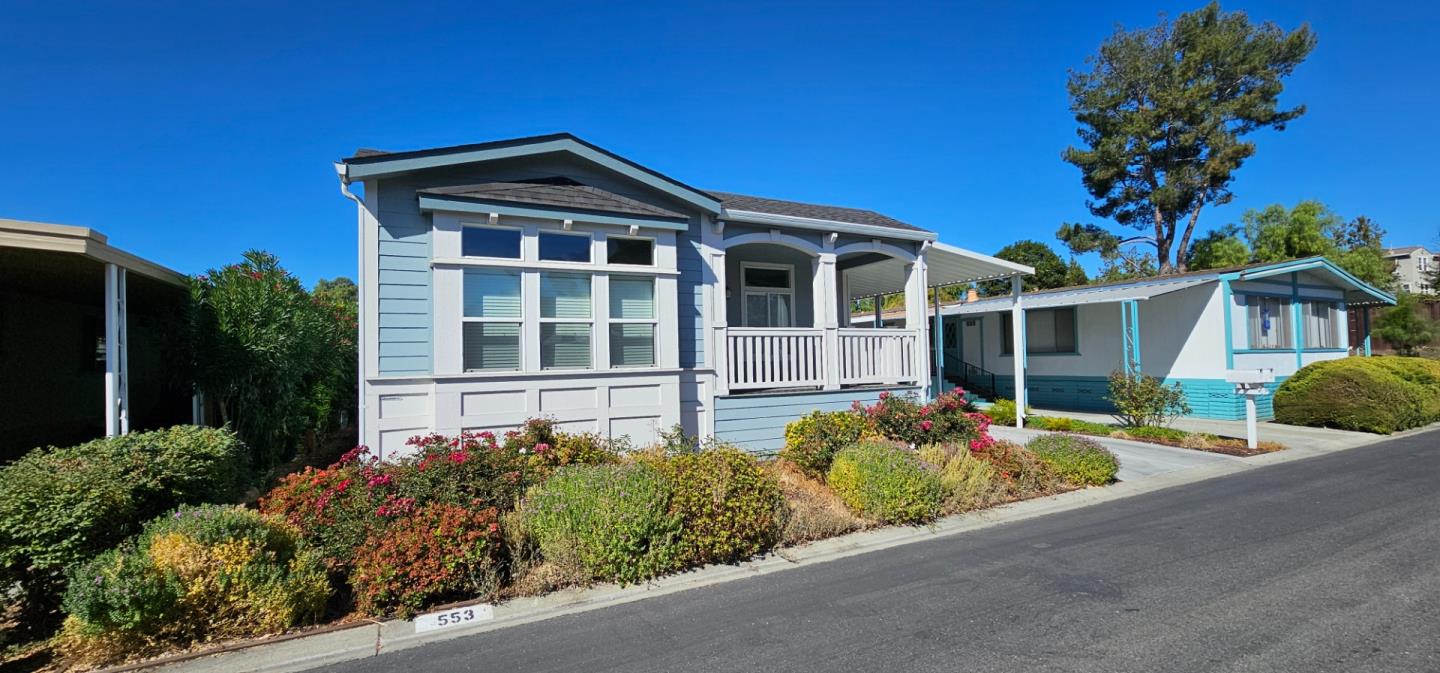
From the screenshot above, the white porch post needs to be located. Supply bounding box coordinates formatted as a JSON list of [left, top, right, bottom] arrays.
[[104, 263, 129, 436], [873, 294, 882, 327], [1010, 274, 1026, 427], [711, 243, 730, 396], [904, 251, 930, 399], [815, 241, 840, 390]]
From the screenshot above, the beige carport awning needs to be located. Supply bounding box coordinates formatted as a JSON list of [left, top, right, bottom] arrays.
[[938, 275, 1214, 315], [843, 241, 1034, 299]]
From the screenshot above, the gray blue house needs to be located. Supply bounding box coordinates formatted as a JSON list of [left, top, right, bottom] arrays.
[[335, 133, 1031, 457]]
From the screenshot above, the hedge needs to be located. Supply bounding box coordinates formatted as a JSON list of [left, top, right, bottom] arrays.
[[1274, 357, 1440, 434], [827, 442, 944, 524]]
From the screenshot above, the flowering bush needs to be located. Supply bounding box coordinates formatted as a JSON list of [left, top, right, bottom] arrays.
[[827, 442, 944, 524], [350, 504, 503, 617], [968, 440, 1065, 500], [502, 418, 623, 479], [258, 447, 388, 572], [654, 446, 784, 565], [395, 432, 531, 511], [852, 390, 989, 448], [781, 410, 871, 477], [59, 505, 328, 664], [1026, 434, 1119, 486], [520, 463, 682, 585]]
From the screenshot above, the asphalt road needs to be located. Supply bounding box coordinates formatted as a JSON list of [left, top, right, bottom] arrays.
[[323, 429, 1440, 673]]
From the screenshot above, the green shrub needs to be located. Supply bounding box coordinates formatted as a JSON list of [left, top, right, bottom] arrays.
[[1274, 356, 1440, 433], [827, 442, 944, 524], [657, 447, 784, 565], [1106, 370, 1192, 427], [969, 440, 1065, 499], [985, 398, 1020, 426], [1028, 416, 1115, 436], [0, 426, 248, 617], [1026, 434, 1120, 486], [782, 411, 870, 477], [853, 391, 987, 447], [1122, 426, 1191, 443], [350, 504, 503, 617], [520, 463, 682, 585], [60, 505, 328, 664], [917, 444, 1000, 513]]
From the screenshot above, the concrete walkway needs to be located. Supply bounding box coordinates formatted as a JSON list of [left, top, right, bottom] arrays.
[[990, 425, 1238, 482], [1027, 408, 1381, 453]]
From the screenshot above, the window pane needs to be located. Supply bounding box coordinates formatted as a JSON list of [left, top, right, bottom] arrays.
[[1247, 296, 1290, 349], [1027, 310, 1057, 352], [1053, 308, 1076, 352], [462, 227, 521, 259], [769, 293, 793, 327], [541, 323, 591, 369], [463, 269, 521, 318], [541, 272, 591, 319], [1305, 301, 1336, 349], [743, 266, 790, 289], [607, 238, 654, 265], [539, 232, 591, 262], [610, 323, 655, 367], [610, 277, 654, 319], [463, 323, 520, 371], [745, 294, 768, 326]]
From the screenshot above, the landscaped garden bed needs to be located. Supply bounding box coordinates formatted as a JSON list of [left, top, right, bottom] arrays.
[[0, 390, 1120, 671]]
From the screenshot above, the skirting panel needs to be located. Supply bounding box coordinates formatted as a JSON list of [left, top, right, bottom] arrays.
[[713, 386, 920, 454]]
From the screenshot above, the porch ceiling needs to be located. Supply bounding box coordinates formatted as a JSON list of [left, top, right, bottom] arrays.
[[843, 241, 1034, 299]]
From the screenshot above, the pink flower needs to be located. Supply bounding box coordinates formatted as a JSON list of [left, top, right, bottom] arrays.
[[534, 442, 551, 455], [920, 420, 934, 432], [879, 391, 890, 400], [920, 405, 932, 416], [448, 450, 468, 464], [366, 474, 393, 489]]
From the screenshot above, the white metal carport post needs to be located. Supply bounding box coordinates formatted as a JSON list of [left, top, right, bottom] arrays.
[[1010, 274, 1026, 427], [104, 263, 129, 436]]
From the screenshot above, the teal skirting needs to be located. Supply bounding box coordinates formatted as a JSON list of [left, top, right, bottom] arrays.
[[991, 375, 1288, 421]]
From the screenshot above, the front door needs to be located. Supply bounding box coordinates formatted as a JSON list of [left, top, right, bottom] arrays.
[[961, 317, 983, 372]]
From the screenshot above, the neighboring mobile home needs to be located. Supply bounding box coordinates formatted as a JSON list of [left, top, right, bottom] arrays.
[[0, 219, 193, 460], [335, 133, 1032, 457], [934, 258, 1396, 421]]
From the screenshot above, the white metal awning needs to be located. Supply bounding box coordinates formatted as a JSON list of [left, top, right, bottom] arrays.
[[843, 241, 1033, 300], [939, 275, 1215, 316]]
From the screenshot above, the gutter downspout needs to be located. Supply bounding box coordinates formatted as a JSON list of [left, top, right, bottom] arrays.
[[335, 163, 367, 449]]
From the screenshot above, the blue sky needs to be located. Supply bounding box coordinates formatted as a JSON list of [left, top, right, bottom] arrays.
[[2, 1, 1436, 285]]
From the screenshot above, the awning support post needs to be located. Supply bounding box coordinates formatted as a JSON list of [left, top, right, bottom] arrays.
[[104, 263, 129, 436], [1010, 274, 1025, 427], [932, 287, 945, 396]]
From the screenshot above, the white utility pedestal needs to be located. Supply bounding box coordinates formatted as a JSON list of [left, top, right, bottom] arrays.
[[1226, 369, 1275, 449]]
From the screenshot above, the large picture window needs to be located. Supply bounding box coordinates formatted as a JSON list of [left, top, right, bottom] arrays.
[[609, 276, 656, 367], [1001, 307, 1076, 355], [1245, 295, 1291, 350], [741, 263, 794, 327], [462, 269, 522, 371], [1303, 300, 1339, 349], [540, 272, 592, 369]]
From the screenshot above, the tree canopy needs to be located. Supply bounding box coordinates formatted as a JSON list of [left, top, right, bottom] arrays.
[[978, 240, 1070, 296], [1186, 224, 1250, 270], [1062, 2, 1315, 273], [1374, 293, 1436, 356], [1238, 201, 1393, 288]]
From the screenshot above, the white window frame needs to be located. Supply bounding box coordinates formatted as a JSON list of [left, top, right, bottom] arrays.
[[605, 234, 657, 267], [608, 274, 658, 368], [461, 269, 523, 372], [538, 271, 594, 370], [460, 224, 523, 260], [537, 229, 594, 264], [740, 262, 795, 328]]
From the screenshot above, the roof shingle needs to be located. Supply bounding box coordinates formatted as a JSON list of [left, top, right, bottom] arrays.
[[706, 191, 925, 233], [418, 181, 688, 220]]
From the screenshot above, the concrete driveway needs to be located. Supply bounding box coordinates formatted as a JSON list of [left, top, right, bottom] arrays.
[[989, 425, 1238, 482], [1027, 407, 1383, 452]]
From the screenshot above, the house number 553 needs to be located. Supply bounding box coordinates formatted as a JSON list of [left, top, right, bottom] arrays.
[[415, 604, 495, 633]]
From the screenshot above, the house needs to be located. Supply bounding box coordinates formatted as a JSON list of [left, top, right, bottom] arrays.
[[934, 257, 1396, 422], [0, 219, 194, 461], [334, 133, 1033, 457], [1384, 246, 1437, 294]]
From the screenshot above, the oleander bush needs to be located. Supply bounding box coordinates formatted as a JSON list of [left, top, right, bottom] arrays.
[[350, 504, 504, 617], [58, 505, 328, 664], [1026, 434, 1120, 486], [520, 463, 682, 585], [654, 446, 784, 565], [0, 426, 249, 618], [917, 443, 1001, 513], [782, 410, 871, 477], [1274, 356, 1440, 433], [969, 440, 1065, 500], [827, 442, 944, 524]]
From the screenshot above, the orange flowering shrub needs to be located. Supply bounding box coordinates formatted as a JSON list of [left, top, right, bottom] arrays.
[[349, 504, 503, 617]]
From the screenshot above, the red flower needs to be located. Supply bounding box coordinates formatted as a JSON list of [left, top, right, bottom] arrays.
[[448, 450, 468, 464], [879, 391, 890, 400], [920, 420, 934, 432], [534, 442, 551, 455]]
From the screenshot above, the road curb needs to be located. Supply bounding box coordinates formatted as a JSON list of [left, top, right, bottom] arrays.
[[137, 426, 1422, 673]]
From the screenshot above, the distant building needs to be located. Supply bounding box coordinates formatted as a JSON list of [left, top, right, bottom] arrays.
[[1385, 246, 1437, 294]]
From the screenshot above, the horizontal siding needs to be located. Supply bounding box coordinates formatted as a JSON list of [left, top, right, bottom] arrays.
[[676, 220, 705, 369], [713, 386, 921, 454], [376, 181, 433, 376]]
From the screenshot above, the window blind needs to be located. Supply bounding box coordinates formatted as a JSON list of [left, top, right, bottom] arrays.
[[541, 272, 592, 319], [541, 323, 591, 369], [610, 277, 654, 319], [610, 323, 655, 367], [463, 269, 521, 318], [462, 323, 520, 371], [1305, 301, 1337, 348]]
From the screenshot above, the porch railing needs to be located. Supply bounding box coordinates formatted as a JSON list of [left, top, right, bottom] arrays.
[[722, 327, 920, 392], [838, 328, 918, 386]]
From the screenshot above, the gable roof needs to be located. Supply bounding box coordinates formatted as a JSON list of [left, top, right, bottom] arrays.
[[338, 133, 722, 214], [418, 181, 688, 221], [706, 191, 926, 234], [1384, 245, 1431, 257]]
